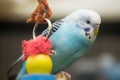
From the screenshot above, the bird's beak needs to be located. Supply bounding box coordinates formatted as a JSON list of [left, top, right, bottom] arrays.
[[94, 27, 99, 36]]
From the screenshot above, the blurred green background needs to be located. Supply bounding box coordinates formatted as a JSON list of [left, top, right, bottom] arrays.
[[0, 0, 120, 80]]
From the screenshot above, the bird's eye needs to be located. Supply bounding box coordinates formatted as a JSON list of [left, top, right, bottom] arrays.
[[86, 20, 90, 24]]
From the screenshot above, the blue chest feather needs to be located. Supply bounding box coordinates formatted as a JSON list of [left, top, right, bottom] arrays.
[[50, 23, 93, 73]]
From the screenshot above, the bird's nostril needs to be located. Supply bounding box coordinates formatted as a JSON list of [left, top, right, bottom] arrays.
[[84, 28, 90, 32]]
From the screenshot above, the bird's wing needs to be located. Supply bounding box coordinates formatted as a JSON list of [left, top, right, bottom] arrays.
[[40, 19, 64, 37]]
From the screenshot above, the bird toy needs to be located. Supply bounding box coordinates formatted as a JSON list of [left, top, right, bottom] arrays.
[[21, 0, 55, 78], [22, 36, 53, 74], [7, 0, 56, 80]]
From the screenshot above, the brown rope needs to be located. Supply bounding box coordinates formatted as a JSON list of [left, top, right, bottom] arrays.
[[27, 0, 52, 24]]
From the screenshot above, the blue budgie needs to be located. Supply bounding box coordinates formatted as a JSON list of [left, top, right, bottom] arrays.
[[42, 9, 101, 73], [8, 9, 101, 80]]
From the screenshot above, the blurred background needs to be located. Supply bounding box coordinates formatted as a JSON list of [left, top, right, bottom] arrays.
[[0, 0, 120, 80]]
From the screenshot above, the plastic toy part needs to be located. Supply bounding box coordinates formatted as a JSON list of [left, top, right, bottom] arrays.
[[26, 54, 52, 74], [18, 74, 56, 80]]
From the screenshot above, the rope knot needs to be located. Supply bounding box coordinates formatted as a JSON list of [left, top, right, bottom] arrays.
[[27, 0, 52, 24]]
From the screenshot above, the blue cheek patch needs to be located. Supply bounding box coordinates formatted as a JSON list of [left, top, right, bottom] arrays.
[[84, 28, 90, 32]]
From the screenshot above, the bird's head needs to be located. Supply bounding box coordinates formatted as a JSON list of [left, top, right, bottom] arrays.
[[65, 9, 101, 41]]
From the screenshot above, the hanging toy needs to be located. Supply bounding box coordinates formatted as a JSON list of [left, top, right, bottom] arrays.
[[22, 19, 53, 74], [22, 18, 53, 74], [22, 36, 53, 74], [21, 0, 53, 74], [7, 0, 56, 80]]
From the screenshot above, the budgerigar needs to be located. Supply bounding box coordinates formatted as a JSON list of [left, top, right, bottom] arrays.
[[9, 9, 101, 80], [42, 9, 101, 73]]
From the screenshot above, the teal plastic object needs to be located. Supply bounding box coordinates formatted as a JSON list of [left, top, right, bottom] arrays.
[[18, 74, 56, 80]]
